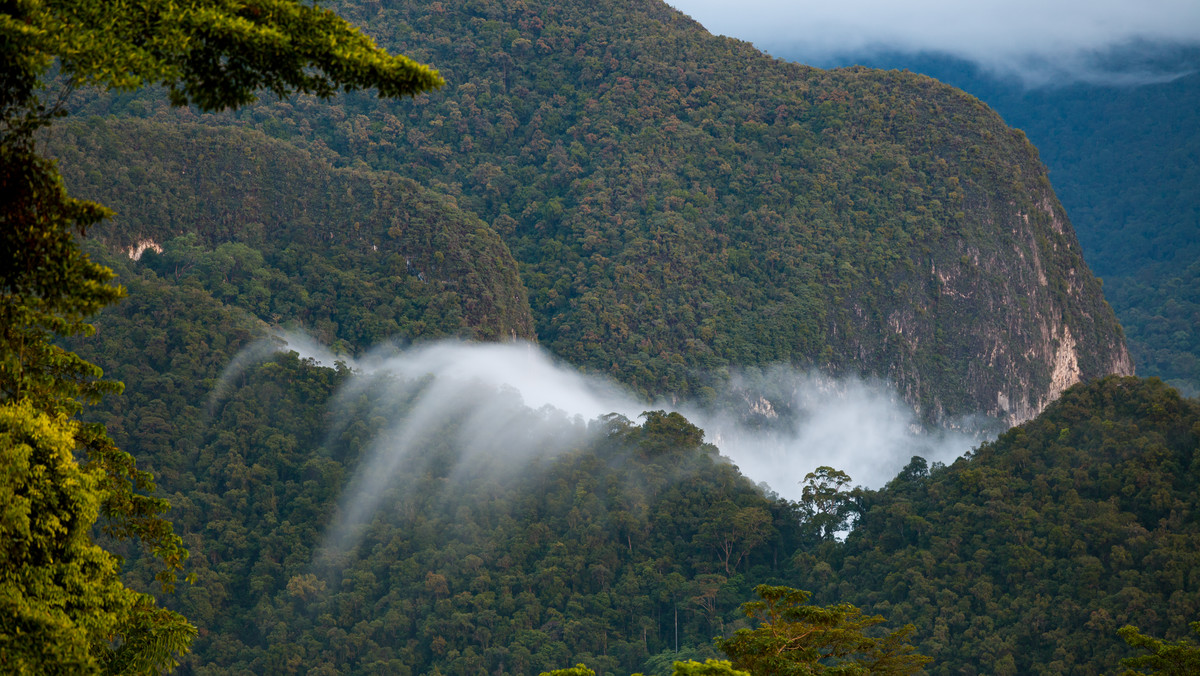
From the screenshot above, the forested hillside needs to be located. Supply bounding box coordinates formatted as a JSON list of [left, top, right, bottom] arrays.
[[64, 0, 1132, 423], [50, 119, 535, 346], [74, 265, 1199, 674], [71, 273, 806, 672], [799, 376, 1200, 674]]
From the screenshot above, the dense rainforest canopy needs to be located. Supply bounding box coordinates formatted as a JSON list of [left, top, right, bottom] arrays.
[[4, 0, 1194, 674]]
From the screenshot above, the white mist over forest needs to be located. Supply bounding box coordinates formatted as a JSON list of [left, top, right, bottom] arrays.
[[215, 334, 989, 554]]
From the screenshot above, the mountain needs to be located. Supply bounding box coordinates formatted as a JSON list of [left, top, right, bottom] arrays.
[[62, 0, 1132, 424], [34, 1, 1199, 673], [788, 50, 1200, 396]]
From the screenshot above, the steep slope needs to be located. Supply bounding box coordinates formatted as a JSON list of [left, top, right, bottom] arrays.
[[814, 51, 1200, 396], [72, 0, 1133, 421], [802, 376, 1200, 674], [50, 118, 536, 345]]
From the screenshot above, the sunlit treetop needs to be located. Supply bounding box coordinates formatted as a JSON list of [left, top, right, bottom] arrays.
[[5, 0, 444, 112]]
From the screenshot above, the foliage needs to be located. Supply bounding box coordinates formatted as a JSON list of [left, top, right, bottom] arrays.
[[798, 466, 855, 541], [718, 585, 929, 675], [10, 0, 442, 112], [66, 297, 807, 673], [17, 1, 1192, 674], [1105, 260, 1200, 397], [1119, 621, 1200, 676], [0, 400, 195, 674], [540, 664, 596, 676], [670, 659, 750, 675], [48, 118, 536, 344], [800, 376, 1200, 674]]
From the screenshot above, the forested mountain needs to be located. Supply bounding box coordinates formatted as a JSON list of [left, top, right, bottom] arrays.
[[49, 119, 535, 346], [72, 263, 1200, 674], [799, 376, 1200, 674], [63, 0, 1132, 423], [800, 51, 1200, 396]]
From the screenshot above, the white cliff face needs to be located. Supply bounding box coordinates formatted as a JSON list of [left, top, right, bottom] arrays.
[[126, 239, 162, 261], [1047, 326, 1082, 405]]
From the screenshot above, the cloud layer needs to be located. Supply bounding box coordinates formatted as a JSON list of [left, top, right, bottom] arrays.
[[668, 0, 1200, 84]]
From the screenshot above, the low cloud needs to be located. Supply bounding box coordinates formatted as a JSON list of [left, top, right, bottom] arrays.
[[213, 335, 990, 560], [668, 0, 1200, 85]]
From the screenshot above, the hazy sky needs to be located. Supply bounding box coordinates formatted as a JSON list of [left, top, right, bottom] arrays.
[[667, 0, 1200, 84]]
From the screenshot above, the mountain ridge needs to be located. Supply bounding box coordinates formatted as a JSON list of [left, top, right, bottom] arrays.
[[61, 0, 1133, 423]]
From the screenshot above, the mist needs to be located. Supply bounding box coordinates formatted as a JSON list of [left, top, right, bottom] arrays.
[[667, 0, 1200, 86], [218, 334, 990, 557]]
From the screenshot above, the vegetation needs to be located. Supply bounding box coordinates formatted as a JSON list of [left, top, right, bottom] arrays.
[[834, 52, 1200, 396], [718, 584, 929, 674], [798, 376, 1200, 674], [1119, 621, 1200, 675], [6, 0, 1191, 674], [49, 118, 536, 346], [0, 0, 439, 670]]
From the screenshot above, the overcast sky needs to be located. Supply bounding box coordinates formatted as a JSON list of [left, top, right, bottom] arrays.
[[667, 0, 1200, 84]]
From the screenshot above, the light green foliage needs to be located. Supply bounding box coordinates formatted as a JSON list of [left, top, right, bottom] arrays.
[[0, 400, 195, 674], [719, 585, 929, 675], [540, 664, 596, 676], [1119, 622, 1200, 676], [10, 0, 442, 111], [798, 466, 855, 541], [671, 659, 751, 675]]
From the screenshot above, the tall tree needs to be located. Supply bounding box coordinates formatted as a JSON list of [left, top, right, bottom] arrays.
[[0, 0, 441, 671], [718, 585, 930, 675], [798, 466, 855, 541]]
